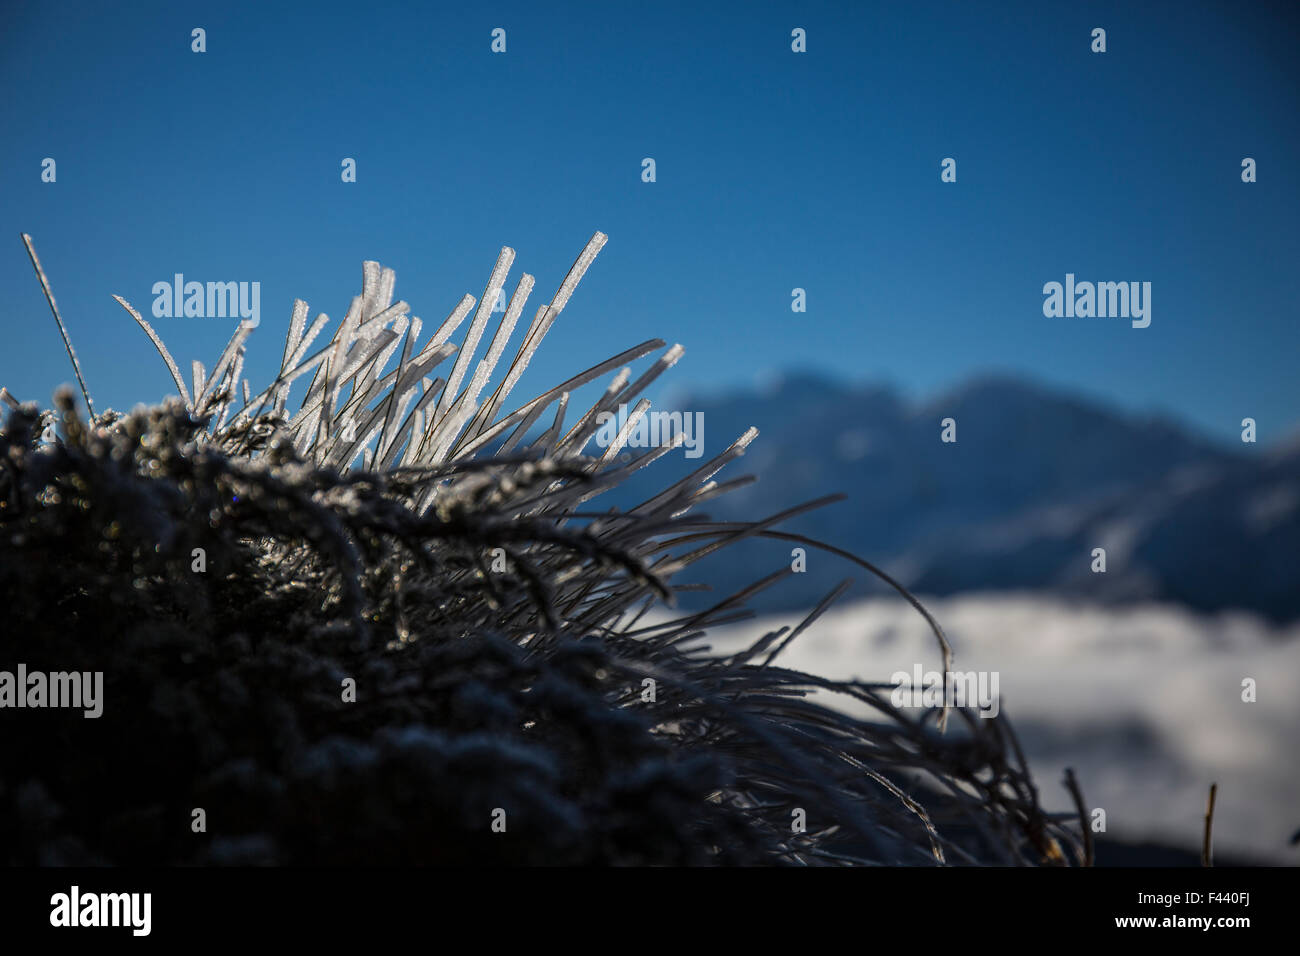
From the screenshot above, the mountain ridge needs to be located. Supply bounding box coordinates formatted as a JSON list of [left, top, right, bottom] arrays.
[[613, 372, 1299, 621]]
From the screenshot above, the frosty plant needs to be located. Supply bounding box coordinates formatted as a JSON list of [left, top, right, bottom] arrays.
[[0, 232, 1080, 866]]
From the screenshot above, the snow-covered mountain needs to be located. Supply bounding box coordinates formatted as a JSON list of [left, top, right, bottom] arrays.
[[615, 373, 1300, 621]]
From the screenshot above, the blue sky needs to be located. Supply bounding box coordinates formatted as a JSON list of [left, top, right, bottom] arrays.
[[2, 0, 1297, 444]]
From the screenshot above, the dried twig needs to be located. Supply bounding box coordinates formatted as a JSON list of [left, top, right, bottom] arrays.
[[1202, 782, 1218, 867]]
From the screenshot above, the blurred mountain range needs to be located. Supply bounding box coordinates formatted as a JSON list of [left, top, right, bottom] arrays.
[[607, 373, 1300, 621]]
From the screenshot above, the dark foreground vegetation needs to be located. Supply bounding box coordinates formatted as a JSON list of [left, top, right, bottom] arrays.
[[0, 234, 1078, 865]]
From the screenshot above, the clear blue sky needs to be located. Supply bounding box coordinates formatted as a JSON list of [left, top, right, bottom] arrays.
[[2, 0, 1297, 443]]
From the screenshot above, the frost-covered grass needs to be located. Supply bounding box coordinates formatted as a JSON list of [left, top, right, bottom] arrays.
[[0, 234, 1076, 865]]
